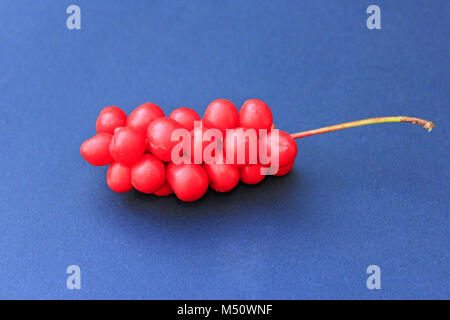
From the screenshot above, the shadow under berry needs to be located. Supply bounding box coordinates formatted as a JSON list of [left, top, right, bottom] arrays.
[[121, 169, 305, 225]]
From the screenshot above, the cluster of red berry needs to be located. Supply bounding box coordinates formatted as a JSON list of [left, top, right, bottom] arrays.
[[80, 99, 298, 201]]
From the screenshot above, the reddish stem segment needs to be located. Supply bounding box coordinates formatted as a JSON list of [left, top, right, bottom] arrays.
[[290, 116, 434, 139]]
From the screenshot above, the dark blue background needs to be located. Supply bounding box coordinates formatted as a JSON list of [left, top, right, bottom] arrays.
[[0, 0, 448, 299]]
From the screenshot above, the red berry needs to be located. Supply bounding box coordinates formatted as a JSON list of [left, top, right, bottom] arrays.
[[127, 103, 165, 134], [203, 99, 239, 134], [154, 181, 173, 196], [147, 117, 183, 162], [107, 162, 132, 193], [80, 133, 113, 166], [109, 127, 146, 164], [259, 130, 298, 167], [239, 99, 273, 131], [131, 154, 165, 193], [169, 107, 201, 130], [204, 161, 240, 192], [275, 160, 295, 176], [240, 164, 266, 184], [96, 106, 127, 134], [154, 164, 173, 196], [224, 127, 258, 166], [167, 163, 209, 202]]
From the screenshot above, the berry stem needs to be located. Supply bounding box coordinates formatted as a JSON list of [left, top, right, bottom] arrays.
[[290, 116, 434, 139]]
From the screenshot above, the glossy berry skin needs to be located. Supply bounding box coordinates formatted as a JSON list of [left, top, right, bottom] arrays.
[[203, 99, 239, 134], [167, 163, 209, 202], [96, 106, 127, 134], [127, 103, 165, 134], [80, 133, 113, 166], [82, 98, 304, 200], [169, 107, 201, 131], [275, 160, 295, 176], [107, 162, 132, 193], [204, 162, 240, 192], [147, 117, 183, 162], [259, 130, 298, 167], [154, 181, 173, 196], [239, 99, 273, 131], [240, 164, 266, 185], [109, 127, 146, 164], [131, 154, 165, 194]]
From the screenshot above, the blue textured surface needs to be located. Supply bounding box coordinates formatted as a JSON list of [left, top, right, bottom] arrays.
[[0, 0, 448, 299]]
